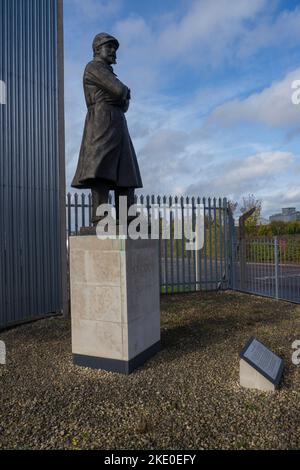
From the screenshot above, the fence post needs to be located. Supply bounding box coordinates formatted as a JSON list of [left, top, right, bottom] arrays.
[[239, 208, 255, 291], [228, 205, 235, 289], [240, 239, 246, 290], [195, 197, 201, 291], [67, 193, 71, 236], [274, 236, 279, 300]]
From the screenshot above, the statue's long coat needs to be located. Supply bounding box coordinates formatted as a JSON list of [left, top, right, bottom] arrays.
[[71, 59, 142, 189]]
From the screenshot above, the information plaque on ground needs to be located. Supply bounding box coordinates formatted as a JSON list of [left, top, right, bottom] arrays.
[[240, 336, 283, 386]]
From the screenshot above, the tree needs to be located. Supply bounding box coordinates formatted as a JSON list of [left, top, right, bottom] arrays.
[[228, 199, 238, 214], [258, 224, 272, 237], [239, 194, 262, 236], [240, 194, 262, 216], [286, 221, 300, 235], [270, 220, 286, 235]]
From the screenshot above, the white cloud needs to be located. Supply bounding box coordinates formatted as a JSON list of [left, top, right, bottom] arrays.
[[282, 187, 300, 203], [66, 0, 123, 21], [185, 151, 294, 198], [238, 7, 300, 58], [208, 68, 300, 129], [223, 151, 293, 185], [112, 0, 270, 91], [158, 0, 268, 66], [262, 186, 300, 216]]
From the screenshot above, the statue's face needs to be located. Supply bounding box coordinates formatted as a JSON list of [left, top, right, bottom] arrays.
[[98, 42, 117, 65]]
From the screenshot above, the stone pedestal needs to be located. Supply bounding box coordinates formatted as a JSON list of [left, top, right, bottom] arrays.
[[70, 236, 160, 374], [0, 340, 6, 365], [240, 359, 276, 392]]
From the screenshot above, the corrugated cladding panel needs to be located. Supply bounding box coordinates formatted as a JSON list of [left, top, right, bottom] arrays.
[[0, 0, 64, 327]]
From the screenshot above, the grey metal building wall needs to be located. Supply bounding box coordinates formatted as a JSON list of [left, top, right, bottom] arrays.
[[0, 0, 67, 328]]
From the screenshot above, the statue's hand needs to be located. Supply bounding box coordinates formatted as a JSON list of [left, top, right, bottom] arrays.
[[103, 93, 130, 112], [104, 96, 121, 105], [122, 99, 130, 113]]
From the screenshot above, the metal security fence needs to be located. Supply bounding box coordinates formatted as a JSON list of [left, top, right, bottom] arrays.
[[66, 194, 300, 303], [66, 193, 234, 293], [232, 236, 300, 303]]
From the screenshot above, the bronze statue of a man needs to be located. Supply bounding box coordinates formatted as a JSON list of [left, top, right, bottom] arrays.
[[71, 33, 143, 224]]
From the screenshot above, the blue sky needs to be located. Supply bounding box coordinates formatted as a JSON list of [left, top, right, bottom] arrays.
[[64, 0, 300, 217]]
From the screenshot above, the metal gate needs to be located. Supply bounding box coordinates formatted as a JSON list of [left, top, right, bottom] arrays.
[[232, 236, 300, 304]]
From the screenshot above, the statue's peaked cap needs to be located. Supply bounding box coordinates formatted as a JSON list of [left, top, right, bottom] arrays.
[[92, 33, 119, 52]]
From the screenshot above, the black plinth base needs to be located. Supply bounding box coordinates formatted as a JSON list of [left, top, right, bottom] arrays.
[[73, 341, 160, 374]]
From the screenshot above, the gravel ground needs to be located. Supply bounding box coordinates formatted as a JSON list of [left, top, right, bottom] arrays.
[[0, 290, 299, 450]]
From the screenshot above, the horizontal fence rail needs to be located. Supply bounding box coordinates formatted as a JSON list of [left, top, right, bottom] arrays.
[[66, 193, 233, 294], [233, 236, 300, 304]]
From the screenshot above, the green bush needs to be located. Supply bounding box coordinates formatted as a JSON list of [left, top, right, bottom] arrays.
[[286, 221, 300, 234], [257, 225, 273, 237], [270, 220, 289, 235], [251, 221, 300, 237]]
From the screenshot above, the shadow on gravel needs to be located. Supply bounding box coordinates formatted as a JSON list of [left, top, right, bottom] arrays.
[[159, 291, 298, 361]]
